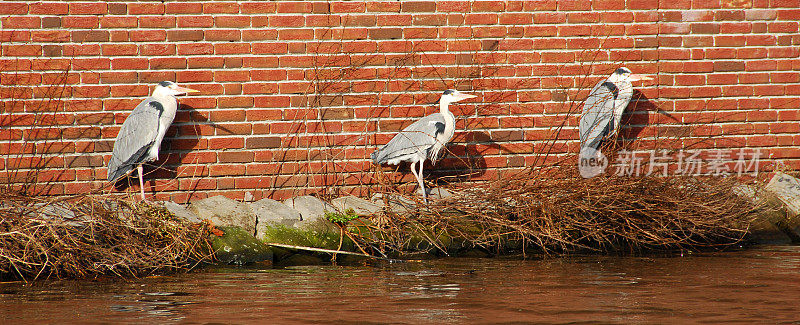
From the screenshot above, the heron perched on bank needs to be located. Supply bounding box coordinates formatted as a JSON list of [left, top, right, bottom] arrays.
[[371, 89, 476, 203], [107, 81, 198, 200], [579, 67, 653, 152]]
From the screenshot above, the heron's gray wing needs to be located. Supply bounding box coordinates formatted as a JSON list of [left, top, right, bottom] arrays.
[[579, 81, 618, 149], [107, 98, 164, 181], [371, 113, 445, 164]]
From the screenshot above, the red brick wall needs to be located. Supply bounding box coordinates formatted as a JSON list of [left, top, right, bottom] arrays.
[[1, 1, 799, 203]]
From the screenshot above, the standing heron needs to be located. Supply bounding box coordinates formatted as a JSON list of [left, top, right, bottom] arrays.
[[579, 67, 652, 152], [107, 81, 198, 200], [371, 89, 476, 203]]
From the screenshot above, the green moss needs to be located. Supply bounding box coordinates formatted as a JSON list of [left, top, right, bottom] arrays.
[[325, 208, 359, 225], [209, 226, 273, 265], [259, 224, 354, 251]]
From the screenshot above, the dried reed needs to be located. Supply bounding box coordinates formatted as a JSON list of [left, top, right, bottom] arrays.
[[0, 192, 213, 281], [355, 163, 764, 257]]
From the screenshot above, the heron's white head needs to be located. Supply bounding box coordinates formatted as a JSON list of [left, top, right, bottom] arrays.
[[153, 81, 200, 97], [608, 67, 653, 83], [440, 89, 477, 104]]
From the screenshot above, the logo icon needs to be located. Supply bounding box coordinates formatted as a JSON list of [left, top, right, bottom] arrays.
[[579, 147, 608, 178]]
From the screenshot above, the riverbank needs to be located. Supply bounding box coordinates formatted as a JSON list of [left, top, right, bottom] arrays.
[[3, 168, 799, 281]]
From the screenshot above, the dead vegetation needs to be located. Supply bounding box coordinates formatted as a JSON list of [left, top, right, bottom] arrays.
[[0, 193, 213, 281], [354, 163, 765, 257]]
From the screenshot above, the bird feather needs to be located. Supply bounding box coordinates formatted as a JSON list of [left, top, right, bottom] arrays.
[[372, 113, 446, 165], [107, 98, 163, 181]]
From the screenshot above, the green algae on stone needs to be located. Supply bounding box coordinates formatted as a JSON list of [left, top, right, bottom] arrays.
[[210, 226, 273, 265], [259, 223, 353, 251]]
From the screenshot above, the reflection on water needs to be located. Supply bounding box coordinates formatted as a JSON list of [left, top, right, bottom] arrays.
[[2, 246, 800, 324]]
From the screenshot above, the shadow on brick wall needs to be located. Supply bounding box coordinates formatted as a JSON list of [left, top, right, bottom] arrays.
[[430, 131, 497, 183], [620, 90, 678, 144]]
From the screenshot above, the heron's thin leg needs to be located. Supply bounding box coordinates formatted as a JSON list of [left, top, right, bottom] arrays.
[[137, 165, 146, 200], [418, 159, 427, 204], [409, 160, 425, 203]]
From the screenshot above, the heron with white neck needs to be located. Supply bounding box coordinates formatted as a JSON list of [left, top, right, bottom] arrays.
[[371, 89, 476, 203], [579, 67, 653, 151], [107, 81, 199, 200]]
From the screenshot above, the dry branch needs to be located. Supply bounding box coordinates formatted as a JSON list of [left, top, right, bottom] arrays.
[[0, 193, 213, 281], [355, 163, 763, 257]]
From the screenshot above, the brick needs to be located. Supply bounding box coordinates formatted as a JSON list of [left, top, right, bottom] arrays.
[[215, 70, 250, 82], [103, 44, 138, 56], [215, 16, 251, 28], [2, 45, 42, 56], [402, 1, 436, 12], [218, 96, 254, 108], [524, 1, 558, 10], [100, 16, 138, 28], [167, 30, 203, 41], [139, 16, 176, 28], [128, 3, 164, 14], [129, 30, 165, 42], [64, 17, 100, 29], [558, 1, 591, 10], [241, 2, 276, 13], [165, 2, 202, 14], [2, 17, 40, 28], [139, 44, 175, 56], [149, 57, 186, 69], [269, 15, 304, 27], [41, 17, 62, 29], [342, 15, 376, 26], [69, 3, 107, 15], [465, 13, 498, 25], [331, 2, 366, 12], [0, 2, 27, 15], [533, 12, 566, 24], [367, 2, 401, 12], [437, 1, 470, 12], [252, 43, 288, 54], [243, 30, 278, 41], [277, 1, 311, 13], [29, 2, 67, 15], [187, 57, 224, 69], [768, 22, 798, 33], [177, 43, 214, 55], [278, 29, 314, 40], [412, 13, 446, 25], [500, 13, 533, 24], [31, 31, 70, 43], [593, 0, 625, 10], [369, 28, 403, 39], [178, 16, 214, 28], [204, 2, 240, 13], [111, 57, 147, 69], [176, 71, 214, 83], [102, 72, 138, 84], [108, 3, 127, 15]]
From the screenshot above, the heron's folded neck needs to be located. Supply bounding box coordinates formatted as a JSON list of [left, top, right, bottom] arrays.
[[439, 101, 450, 114]]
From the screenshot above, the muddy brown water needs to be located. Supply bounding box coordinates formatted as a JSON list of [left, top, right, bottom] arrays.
[[2, 245, 800, 324]]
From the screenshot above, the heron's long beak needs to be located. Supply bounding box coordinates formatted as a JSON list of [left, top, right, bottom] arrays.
[[176, 86, 200, 94], [628, 74, 653, 82], [454, 93, 477, 101]]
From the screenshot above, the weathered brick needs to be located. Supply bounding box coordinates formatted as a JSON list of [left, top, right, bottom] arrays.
[[402, 1, 436, 12], [69, 3, 107, 15]]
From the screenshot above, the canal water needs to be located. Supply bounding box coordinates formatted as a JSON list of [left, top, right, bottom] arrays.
[[2, 245, 800, 324]]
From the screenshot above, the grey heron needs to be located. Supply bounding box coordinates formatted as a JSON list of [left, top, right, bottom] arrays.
[[579, 67, 652, 152], [107, 81, 198, 200], [371, 89, 476, 203]]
